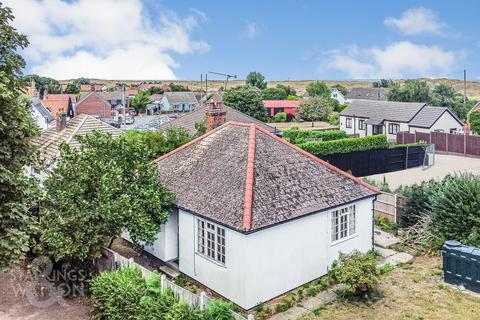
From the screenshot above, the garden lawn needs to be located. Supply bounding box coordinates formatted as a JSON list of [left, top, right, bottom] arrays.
[[299, 255, 480, 320]]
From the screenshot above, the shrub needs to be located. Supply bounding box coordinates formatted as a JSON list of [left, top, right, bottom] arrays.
[[165, 301, 203, 320], [297, 134, 388, 156], [283, 128, 347, 144], [470, 111, 480, 135], [429, 173, 480, 247], [335, 251, 379, 295], [90, 267, 147, 320], [328, 112, 339, 125], [204, 299, 235, 320], [138, 273, 178, 320], [273, 112, 287, 122]]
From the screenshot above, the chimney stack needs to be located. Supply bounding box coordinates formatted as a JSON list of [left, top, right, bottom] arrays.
[[56, 112, 67, 132], [205, 101, 226, 132]]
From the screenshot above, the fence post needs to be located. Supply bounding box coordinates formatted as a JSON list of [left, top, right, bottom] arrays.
[[248, 314, 255, 320], [160, 274, 166, 291], [464, 133, 467, 155], [199, 291, 207, 310], [445, 133, 449, 153]]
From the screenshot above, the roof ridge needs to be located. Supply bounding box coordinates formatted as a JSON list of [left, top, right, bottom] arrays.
[[242, 125, 256, 231], [253, 124, 379, 193], [65, 114, 88, 144]]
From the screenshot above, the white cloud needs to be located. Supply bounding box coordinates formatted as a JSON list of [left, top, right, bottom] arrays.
[[324, 41, 457, 79], [242, 21, 259, 39], [384, 7, 445, 35], [4, 0, 208, 79]]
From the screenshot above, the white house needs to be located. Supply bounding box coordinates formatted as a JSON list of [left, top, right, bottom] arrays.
[[30, 98, 54, 131], [143, 118, 378, 310], [161, 92, 198, 112], [339, 100, 464, 142], [330, 89, 346, 104]]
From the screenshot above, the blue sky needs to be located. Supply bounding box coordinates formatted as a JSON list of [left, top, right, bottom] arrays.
[[6, 0, 480, 81]]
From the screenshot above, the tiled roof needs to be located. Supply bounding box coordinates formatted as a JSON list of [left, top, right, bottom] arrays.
[[409, 106, 463, 128], [44, 94, 77, 102], [30, 114, 123, 162], [263, 100, 301, 109], [150, 93, 163, 101], [80, 91, 124, 102], [346, 87, 388, 101], [340, 100, 425, 123], [158, 104, 275, 134], [164, 92, 198, 104], [31, 98, 54, 123], [155, 122, 377, 233]]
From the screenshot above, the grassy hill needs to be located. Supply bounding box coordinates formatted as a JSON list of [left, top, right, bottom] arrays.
[[60, 78, 480, 100]]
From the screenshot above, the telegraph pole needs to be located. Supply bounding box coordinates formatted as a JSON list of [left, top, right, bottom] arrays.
[[463, 69, 467, 109], [122, 85, 126, 130]]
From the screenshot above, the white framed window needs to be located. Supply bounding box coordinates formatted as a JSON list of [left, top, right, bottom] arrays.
[[197, 219, 226, 265], [346, 118, 352, 128], [331, 205, 356, 242]]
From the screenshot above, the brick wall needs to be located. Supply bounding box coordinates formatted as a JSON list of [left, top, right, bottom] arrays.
[[76, 94, 112, 118]]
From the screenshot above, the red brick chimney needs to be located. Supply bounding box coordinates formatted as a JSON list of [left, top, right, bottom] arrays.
[[205, 101, 227, 132], [56, 112, 67, 132]]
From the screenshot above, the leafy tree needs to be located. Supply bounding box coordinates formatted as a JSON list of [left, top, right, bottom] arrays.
[[39, 132, 174, 263], [430, 173, 480, 247], [261, 87, 287, 100], [387, 80, 430, 103], [330, 84, 349, 96], [147, 86, 164, 95], [24, 74, 61, 98], [223, 85, 267, 120], [296, 96, 333, 122], [246, 71, 267, 90], [373, 79, 393, 88], [396, 180, 440, 228], [131, 90, 151, 113], [125, 128, 193, 161], [328, 112, 339, 125], [430, 83, 468, 121], [273, 112, 287, 122], [306, 81, 330, 98], [0, 3, 40, 267], [64, 83, 79, 94], [169, 83, 189, 92], [470, 111, 480, 135], [276, 84, 296, 97]]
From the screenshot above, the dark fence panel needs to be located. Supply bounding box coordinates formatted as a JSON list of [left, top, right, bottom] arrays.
[[415, 132, 430, 143], [320, 145, 425, 176], [448, 134, 465, 154], [431, 132, 447, 151], [442, 240, 480, 293], [466, 135, 480, 156]]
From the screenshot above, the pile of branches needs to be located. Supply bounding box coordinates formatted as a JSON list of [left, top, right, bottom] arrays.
[[398, 214, 437, 255]]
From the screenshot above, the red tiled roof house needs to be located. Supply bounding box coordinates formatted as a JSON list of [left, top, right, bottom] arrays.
[[263, 99, 301, 118], [124, 114, 378, 309]]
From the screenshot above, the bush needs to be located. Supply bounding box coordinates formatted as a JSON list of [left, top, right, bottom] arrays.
[[165, 301, 203, 320], [396, 179, 440, 227], [138, 273, 178, 320], [470, 111, 480, 135], [328, 112, 339, 125], [429, 173, 480, 247], [283, 128, 347, 144], [273, 112, 287, 123], [297, 134, 388, 156], [90, 267, 147, 320], [335, 251, 379, 295], [204, 299, 235, 320]]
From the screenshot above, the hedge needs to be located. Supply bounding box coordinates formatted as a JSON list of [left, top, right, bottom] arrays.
[[297, 134, 388, 156], [283, 128, 347, 144]]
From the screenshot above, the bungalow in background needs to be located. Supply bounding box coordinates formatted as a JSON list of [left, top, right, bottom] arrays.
[[30, 97, 54, 131], [146, 93, 163, 114], [263, 100, 301, 118], [145, 114, 378, 309], [331, 88, 346, 104], [346, 87, 388, 102], [161, 92, 198, 112], [75, 92, 113, 118], [339, 100, 463, 141]]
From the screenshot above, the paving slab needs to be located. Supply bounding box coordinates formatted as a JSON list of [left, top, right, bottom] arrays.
[[382, 252, 413, 266], [374, 228, 401, 249], [375, 246, 397, 258]]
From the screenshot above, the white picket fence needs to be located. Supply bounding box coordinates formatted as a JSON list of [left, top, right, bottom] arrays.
[[104, 248, 254, 320]]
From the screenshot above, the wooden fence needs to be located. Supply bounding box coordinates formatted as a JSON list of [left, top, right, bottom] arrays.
[[374, 192, 405, 223], [397, 131, 480, 157], [100, 248, 254, 320]]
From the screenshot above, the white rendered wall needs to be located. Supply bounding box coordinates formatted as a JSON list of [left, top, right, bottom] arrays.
[[178, 197, 374, 309], [409, 112, 463, 134]]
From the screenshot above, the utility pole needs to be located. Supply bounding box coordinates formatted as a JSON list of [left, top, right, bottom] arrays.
[[122, 85, 126, 130], [200, 74, 203, 104], [463, 69, 467, 109]]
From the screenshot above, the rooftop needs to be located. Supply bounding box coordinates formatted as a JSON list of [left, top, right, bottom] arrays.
[[31, 98, 54, 123], [155, 122, 377, 233], [164, 92, 198, 104], [263, 100, 301, 108], [340, 100, 426, 123], [409, 106, 463, 128], [346, 87, 388, 101]]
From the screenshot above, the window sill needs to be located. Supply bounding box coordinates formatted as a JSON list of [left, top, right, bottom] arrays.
[[330, 233, 358, 247], [195, 252, 226, 268]]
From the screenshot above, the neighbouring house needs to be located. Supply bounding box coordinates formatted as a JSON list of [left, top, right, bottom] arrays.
[[30, 97, 54, 131], [263, 100, 301, 118], [145, 119, 378, 309], [161, 92, 198, 112], [80, 91, 125, 108], [339, 100, 463, 141], [80, 83, 105, 92], [125, 87, 139, 97], [346, 87, 388, 101], [146, 93, 163, 114], [158, 102, 275, 135], [41, 93, 77, 116], [331, 89, 347, 104], [75, 92, 113, 118]]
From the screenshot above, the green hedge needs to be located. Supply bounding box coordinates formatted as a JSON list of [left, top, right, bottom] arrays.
[[283, 128, 347, 144], [297, 134, 388, 156]]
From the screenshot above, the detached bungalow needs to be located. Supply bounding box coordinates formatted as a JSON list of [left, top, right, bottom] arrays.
[[263, 100, 301, 118], [142, 114, 378, 309], [161, 92, 198, 112], [339, 100, 463, 141]]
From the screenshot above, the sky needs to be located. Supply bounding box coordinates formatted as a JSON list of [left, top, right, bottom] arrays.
[[5, 0, 480, 81]]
